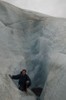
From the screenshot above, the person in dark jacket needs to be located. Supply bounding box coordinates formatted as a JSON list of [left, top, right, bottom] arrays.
[[10, 69, 31, 92]]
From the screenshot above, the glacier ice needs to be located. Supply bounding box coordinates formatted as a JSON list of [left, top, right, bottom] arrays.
[[0, 1, 66, 100]]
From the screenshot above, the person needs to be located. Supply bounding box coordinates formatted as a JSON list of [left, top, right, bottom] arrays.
[[10, 69, 31, 92]]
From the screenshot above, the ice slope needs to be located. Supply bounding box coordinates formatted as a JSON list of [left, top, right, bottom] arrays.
[[41, 53, 66, 100], [0, 1, 49, 89], [39, 14, 66, 100], [0, 1, 37, 100], [0, 1, 66, 100], [0, 74, 36, 100]]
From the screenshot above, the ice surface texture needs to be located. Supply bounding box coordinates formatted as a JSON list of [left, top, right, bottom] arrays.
[[0, 1, 66, 100]]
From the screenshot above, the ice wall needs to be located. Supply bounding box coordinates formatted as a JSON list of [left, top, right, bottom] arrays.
[[40, 17, 66, 100], [0, 1, 49, 89], [41, 53, 66, 100]]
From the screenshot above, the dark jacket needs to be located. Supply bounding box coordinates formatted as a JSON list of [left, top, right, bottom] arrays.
[[11, 72, 31, 87]]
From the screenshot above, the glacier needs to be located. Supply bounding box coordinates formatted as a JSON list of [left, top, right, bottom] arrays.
[[0, 1, 66, 100]]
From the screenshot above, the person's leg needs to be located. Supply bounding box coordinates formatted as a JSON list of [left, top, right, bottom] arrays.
[[23, 83, 27, 92], [19, 86, 24, 91], [19, 82, 30, 92], [22, 82, 31, 92], [26, 82, 31, 88], [19, 84, 27, 92]]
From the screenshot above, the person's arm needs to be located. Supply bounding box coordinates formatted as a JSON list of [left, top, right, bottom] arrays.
[[10, 74, 20, 80]]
